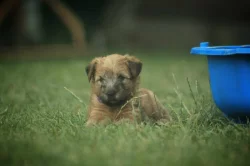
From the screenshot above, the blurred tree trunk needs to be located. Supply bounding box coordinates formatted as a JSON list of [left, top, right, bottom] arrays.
[[95, 0, 142, 49], [15, 0, 43, 46], [0, 0, 87, 50], [0, 0, 42, 47], [0, 0, 20, 47]]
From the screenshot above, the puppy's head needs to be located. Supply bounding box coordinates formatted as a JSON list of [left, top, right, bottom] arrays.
[[85, 54, 142, 107]]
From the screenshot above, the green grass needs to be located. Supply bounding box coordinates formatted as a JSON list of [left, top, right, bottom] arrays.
[[0, 52, 249, 166]]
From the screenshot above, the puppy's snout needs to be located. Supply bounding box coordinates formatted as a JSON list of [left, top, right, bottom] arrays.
[[105, 80, 117, 97], [106, 88, 116, 97]]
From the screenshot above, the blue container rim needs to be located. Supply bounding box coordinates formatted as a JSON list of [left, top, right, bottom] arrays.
[[190, 42, 250, 56]]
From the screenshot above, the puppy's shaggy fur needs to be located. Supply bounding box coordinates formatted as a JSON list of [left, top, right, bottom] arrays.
[[85, 54, 169, 126]]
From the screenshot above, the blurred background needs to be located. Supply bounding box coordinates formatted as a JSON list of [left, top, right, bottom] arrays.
[[0, 0, 250, 59]]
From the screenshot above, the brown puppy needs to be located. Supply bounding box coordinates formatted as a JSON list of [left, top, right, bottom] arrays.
[[85, 54, 170, 126]]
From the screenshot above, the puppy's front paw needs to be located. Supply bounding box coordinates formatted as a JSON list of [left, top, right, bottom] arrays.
[[85, 118, 112, 127], [85, 120, 96, 127], [114, 118, 135, 125]]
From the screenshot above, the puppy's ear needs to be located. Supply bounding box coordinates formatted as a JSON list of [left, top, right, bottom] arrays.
[[85, 58, 98, 82], [125, 55, 142, 78]]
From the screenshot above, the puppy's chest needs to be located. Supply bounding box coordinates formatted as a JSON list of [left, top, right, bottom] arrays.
[[109, 100, 142, 121], [91, 98, 143, 122]]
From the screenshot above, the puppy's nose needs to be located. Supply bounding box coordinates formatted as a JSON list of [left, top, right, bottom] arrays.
[[106, 89, 116, 96]]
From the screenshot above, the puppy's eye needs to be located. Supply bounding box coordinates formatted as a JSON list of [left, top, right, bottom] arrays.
[[118, 75, 126, 80], [98, 77, 104, 83]]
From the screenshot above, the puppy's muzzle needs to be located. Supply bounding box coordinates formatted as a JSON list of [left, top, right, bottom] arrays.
[[106, 88, 116, 98], [105, 80, 117, 98]]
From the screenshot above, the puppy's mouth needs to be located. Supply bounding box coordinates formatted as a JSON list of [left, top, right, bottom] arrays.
[[109, 99, 118, 104], [97, 96, 127, 107]]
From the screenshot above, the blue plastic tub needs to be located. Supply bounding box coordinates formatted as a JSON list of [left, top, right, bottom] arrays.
[[190, 42, 250, 123]]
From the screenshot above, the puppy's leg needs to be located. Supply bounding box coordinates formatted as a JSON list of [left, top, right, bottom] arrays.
[[139, 88, 170, 123], [152, 94, 170, 121], [114, 118, 135, 125], [86, 118, 112, 127], [86, 110, 112, 127]]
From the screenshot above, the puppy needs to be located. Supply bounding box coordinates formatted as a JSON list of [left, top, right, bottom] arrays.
[[85, 54, 170, 126]]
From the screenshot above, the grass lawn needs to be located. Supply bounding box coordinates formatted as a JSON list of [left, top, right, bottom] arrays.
[[0, 51, 249, 166]]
